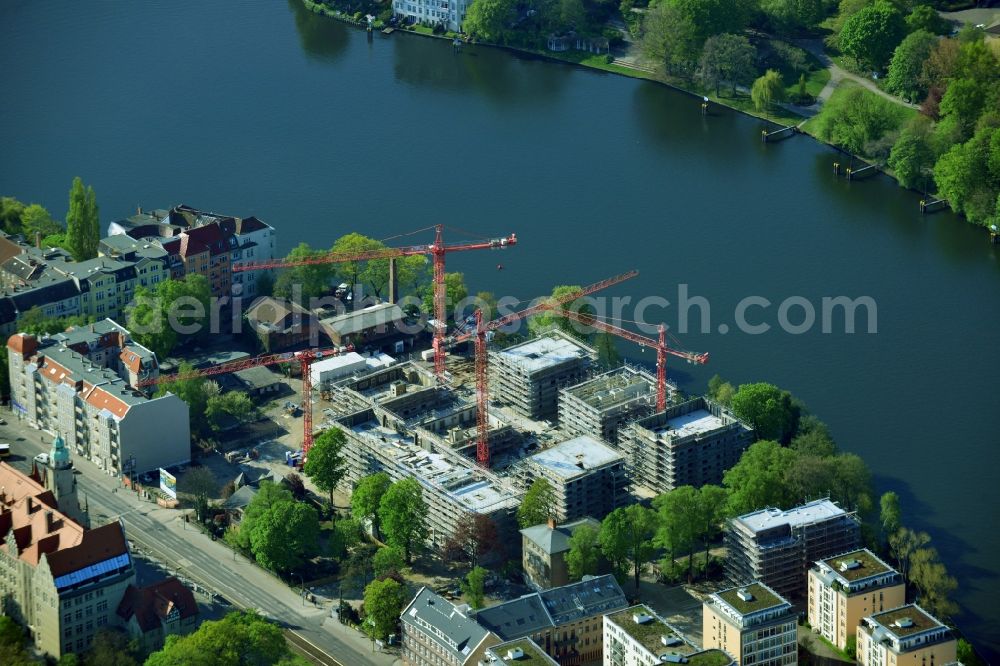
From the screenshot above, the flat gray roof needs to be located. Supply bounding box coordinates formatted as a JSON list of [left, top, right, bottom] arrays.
[[736, 499, 846, 534], [528, 435, 623, 480], [661, 409, 726, 437], [496, 334, 589, 373]]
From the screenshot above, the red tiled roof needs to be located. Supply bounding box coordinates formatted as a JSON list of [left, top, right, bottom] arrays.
[[7, 333, 38, 356], [84, 386, 130, 419], [0, 463, 85, 567], [45, 521, 129, 577], [117, 577, 198, 632]]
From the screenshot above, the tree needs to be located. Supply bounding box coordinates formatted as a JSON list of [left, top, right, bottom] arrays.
[[127, 274, 212, 359], [790, 416, 837, 457], [888, 116, 936, 191], [663, 0, 754, 45], [840, 1, 907, 71], [378, 478, 429, 562], [81, 628, 141, 666], [235, 481, 320, 572], [363, 578, 408, 641], [421, 272, 468, 319], [518, 478, 555, 527], [723, 440, 798, 515], [905, 5, 948, 35], [934, 123, 1000, 225], [463, 0, 516, 42], [938, 78, 989, 141], [329, 516, 363, 559], [179, 467, 218, 521], [21, 203, 63, 240], [154, 363, 214, 437], [595, 331, 621, 367], [0, 616, 24, 649], [65, 177, 100, 261], [461, 566, 488, 609], [653, 486, 701, 579], [957, 639, 986, 666], [205, 391, 255, 431], [910, 547, 959, 618], [696, 34, 757, 97], [879, 491, 901, 541], [888, 527, 930, 580], [760, 0, 823, 31], [527, 285, 595, 337], [352, 472, 391, 539], [558, 0, 587, 30], [599, 504, 656, 592], [751, 70, 786, 117], [830, 452, 874, 513], [640, 3, 699, 76], [373, 546, 406, 578], [695, 485, 729, 563], [303, 427, 347, 505], [919, 37, 960, 95], [145, 610, 303, 666], [815, 85, 909, 156], [566, 524, 601, 580], [0, 197, 26, 235], [284, 472, 306, 500], [886, 30, 937, 101], [450, 514, 503, 567], [273, 243, 337, 304], [730, 382, 799, 442]]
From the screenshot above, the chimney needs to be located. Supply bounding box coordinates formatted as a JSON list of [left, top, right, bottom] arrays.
[[35, 231, 41, 249], [388, 257, 398, 305], [45, 510, 55, 533], [547, 516, 556, 529]]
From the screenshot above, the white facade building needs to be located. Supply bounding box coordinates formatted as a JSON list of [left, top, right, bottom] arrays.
[[393, 0, 471, 32]]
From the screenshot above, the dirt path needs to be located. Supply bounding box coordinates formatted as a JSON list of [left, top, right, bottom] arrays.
[[796, 38, 918, 108]]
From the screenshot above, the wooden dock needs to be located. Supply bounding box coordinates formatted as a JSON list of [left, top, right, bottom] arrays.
[[845, 164, 878, 180], [919, 198, 947, 214], [761, 125, 797, 143]]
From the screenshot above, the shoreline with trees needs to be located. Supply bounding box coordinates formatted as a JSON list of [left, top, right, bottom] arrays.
[[298, 0, 1000, 235]]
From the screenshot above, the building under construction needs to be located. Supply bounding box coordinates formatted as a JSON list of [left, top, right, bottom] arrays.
[[336, 408, 522, 547], [520, 435, 628, 522], [490, 330, 596, 420], [620, 396, 753, 494], [558, 366, 662, 444]]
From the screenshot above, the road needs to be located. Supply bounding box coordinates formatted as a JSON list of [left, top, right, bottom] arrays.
[[0, 415, 398, 666]]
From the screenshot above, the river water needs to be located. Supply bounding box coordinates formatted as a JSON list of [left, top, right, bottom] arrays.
[[2, 0, 998, 657]]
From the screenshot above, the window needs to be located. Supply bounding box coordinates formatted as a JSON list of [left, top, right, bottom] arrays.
[[97, 600, 108, 612], [97, 615, 108, 627]]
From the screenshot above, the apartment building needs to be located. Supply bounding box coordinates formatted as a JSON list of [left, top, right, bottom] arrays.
[[522, 435, 628, 522], [520, 516, 602, 590], [857, 605, 956, 666], [605, 604, 734, 666], [108, 203, 276, 300], [392, 0, 473, 33], [7, 320, 190, 475], [620, 397, 752, 494], [116, 577, 200, 654], [558, 367, 659, 444], [702, 583, 797, 666], [807, 549, 905, 651], [476, 574, 628, 665], [726, 499, 861, 601], [491, 330, 595, 420], [0, 462, 135, 659], [401, 587, 500, 666], [337, 410, 521, 549]]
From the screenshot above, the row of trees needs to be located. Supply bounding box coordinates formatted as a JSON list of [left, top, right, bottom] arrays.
[[463, 0, 622, 46], [154, 362, 257, 440], [1, 178, 100, 261]]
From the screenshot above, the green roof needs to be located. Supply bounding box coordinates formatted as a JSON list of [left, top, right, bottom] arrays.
[[686, 650, 735, 666], [606, 606, 694, 659], [715, 583, 786, 615], [870, 605, 944, 638], [823, 549, 894, 583], [488, 638, 557, 664]]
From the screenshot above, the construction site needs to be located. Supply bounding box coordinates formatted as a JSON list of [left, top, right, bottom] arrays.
[[195, 225, 735, 552]]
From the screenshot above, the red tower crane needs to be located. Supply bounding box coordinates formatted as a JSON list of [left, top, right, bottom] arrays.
[[446, 270, 639, 467], [138, 346, 353, 457], [559, 310, 708, 412], [231, 225, 517, 379]]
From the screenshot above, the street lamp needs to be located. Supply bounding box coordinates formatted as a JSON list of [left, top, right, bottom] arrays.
[[293, 573, 305, 606]]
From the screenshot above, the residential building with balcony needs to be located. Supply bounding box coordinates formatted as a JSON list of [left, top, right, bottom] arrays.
[[807, 549, 905, 651], [7, 321, 190, 476], [857, 605, 956, 666], [392, 0, 473, 33], [558, 367, 659, 445], [702, 583, 797, 666], [605, 604, 734, 666]]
